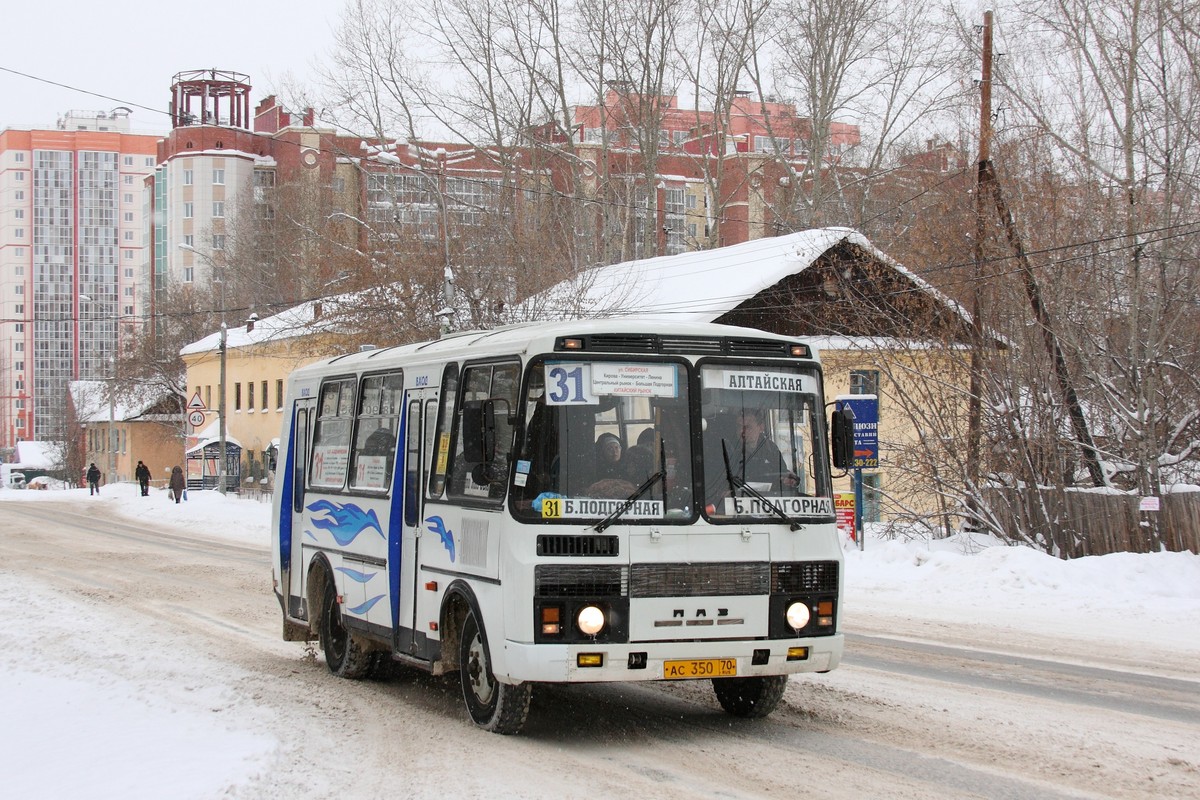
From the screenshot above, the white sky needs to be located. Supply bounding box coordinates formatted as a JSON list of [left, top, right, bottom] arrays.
[[3, 481, 1199, 796], [0, 0, 341, 133]]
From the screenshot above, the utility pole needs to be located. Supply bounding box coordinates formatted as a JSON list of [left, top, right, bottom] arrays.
[[218, 322, 227, 495], [967, 10, 993, 500]]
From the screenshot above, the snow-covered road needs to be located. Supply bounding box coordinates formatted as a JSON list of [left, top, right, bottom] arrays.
[[3, 489, 1198, 799]]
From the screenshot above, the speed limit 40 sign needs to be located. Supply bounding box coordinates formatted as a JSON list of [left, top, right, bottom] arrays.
[[188, 410, 206, 427]]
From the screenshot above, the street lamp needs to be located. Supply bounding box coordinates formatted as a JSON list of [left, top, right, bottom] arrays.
[[179, 243, 228, 493]]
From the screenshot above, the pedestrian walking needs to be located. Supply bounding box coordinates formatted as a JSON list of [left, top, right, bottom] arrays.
[[135, 460, 151, 496], [169, 465, 185, 503], [86, 462, 101, 495]]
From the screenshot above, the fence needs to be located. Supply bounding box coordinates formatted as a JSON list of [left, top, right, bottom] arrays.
[[981, 488, 1200, 556]]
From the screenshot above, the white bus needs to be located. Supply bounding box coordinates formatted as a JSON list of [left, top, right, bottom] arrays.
[[271, 319, 853, 734]]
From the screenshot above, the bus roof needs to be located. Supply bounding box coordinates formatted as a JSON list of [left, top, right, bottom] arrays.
[[288, 318, 818, 379]]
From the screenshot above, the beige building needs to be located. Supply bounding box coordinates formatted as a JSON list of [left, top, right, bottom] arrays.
[[180, 302, 349, 487], [69, 380, 183, 489]]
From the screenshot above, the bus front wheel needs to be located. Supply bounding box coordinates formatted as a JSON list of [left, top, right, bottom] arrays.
[[460, 608, 531, 734], [712, 675, 788, 718]]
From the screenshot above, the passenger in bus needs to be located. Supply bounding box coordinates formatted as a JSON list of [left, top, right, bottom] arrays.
[[736, 409, 796, 493], [593, 433, 624, 481]]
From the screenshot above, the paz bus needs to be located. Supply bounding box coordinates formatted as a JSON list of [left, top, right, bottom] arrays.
[[271, 319, 853, 734]]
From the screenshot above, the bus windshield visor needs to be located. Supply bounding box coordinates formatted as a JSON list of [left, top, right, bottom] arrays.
[[511, 360, 694, 523], [699, 364, 834, 522]]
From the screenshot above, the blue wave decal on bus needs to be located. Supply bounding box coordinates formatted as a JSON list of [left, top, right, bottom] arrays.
[[336, 567, 376, 584], [425, 516, 455, 562], [307, 499, 384, 546], [349, 595, 385, 615]]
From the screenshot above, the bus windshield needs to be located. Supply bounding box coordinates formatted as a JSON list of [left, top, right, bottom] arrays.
[[699, 363, 833, 522], [511, 359, 694, 522]]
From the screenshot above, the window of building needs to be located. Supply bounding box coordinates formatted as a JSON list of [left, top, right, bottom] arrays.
[[212, 169, 225, 185], [124, 305, 133, 316], [13, 324, 22, 333], [248, 381, 255, 410], [849, 369, 880, 396], [15, 172, 24, 181], [276, 379, 284, 409], [262, 381, 268, 412], [183, 234, 194, 248], [184, 268, 194, 283], [14, 379, 23, 390], [123, 156, 134, 166], [234, 383, 242, 411], [125, 267, 133, 278], [14, 209, 24, 219], [213, 201, 224, 218], [123, 193, 133, 203], [14, 152, 25, 162], [212, 234, 225, 251], [123, 175, 133, 185], [145, 157, 154, 167], [123, 230, 134, 241], [14, 228, 23, 239], [205, 386, 212, 408], [124, 212, 133, 222], [183, 202, 193, 218], [183, 170, 194, 186], [14, 190, 23, 201], [14, 360, 23, 371], [124, 250, 134, 260], [124, 286, 134, 297]]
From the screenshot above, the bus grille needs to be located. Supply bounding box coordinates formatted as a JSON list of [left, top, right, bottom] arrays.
[[537, 535, 620, 557], [630, 562, 770, 597], [535, 565, 627, 597], [772, 561, 840, 594]]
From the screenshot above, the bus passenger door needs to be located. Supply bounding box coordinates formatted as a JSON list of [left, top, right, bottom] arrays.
[[395, 392, 433, 655], [284, 397, 315, 620]]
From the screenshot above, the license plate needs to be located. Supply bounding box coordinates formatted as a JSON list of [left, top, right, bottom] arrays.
[[663, 658, 737, 679]]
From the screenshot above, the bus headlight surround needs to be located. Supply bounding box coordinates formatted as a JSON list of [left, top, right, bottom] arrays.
[[577, 604, 606, 636], [785, 601, 811, 631]]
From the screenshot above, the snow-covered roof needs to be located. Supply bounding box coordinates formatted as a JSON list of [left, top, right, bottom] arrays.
[[519, 227, 972, 325], [68, 380, 175, 424], [10, 441, 59, 469], [180, 295, 352, 356]]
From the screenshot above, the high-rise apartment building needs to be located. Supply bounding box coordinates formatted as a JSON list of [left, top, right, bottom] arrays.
[[0, 111, 159, 447]]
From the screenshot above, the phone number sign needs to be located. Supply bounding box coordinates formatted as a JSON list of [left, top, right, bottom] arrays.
[[837, 395, 878, 469]]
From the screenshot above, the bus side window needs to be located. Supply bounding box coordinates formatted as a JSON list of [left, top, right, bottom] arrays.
[[310, 378, 355, 490], [349, 371, 403, 492], [428, 364, 459, 498], [447, 362, 519, 503]]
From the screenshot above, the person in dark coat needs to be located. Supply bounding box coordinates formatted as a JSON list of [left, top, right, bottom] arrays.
[[169, 465, 185, 503], [86, 463, 101, 495], [135, 460, 151, 496]]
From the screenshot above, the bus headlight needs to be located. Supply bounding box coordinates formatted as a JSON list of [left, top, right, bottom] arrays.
[[785, 601, 811, 631], [577, 605, 606, 635]]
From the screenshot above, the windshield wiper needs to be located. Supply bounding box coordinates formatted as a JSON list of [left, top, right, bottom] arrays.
[[594, 439, 669, 533], [720, 440, 802, 531]]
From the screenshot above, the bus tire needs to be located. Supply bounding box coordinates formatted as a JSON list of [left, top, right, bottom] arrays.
[[319, 580, 371, 679], [460, 608, 530, 734], [712, 675, 788, 718]]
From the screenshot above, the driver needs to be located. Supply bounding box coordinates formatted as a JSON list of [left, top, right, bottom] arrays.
[[736, 409, 793, 493]]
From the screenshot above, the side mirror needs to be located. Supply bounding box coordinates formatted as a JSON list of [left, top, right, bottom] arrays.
[[831, 404, 855, 470]]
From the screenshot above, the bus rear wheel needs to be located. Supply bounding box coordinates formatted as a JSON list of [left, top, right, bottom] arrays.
[[319, 580, 372, 679], [712, 675, 788, 718], [460, 608, 531, 734]]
